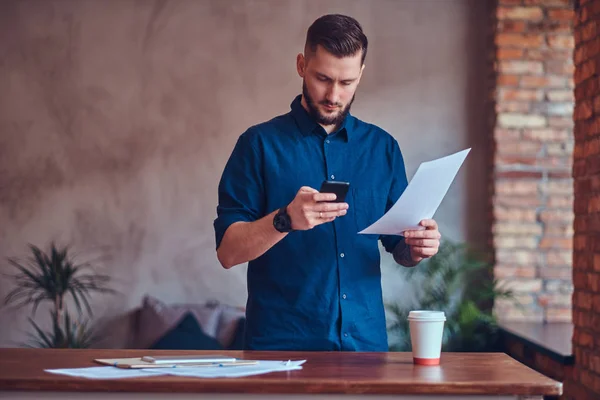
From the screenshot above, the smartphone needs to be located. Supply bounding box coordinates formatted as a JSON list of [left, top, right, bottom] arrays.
[[319, 180, 350, 202]]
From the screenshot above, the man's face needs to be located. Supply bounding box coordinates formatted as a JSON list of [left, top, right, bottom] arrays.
[[297, 45, 364, 129]]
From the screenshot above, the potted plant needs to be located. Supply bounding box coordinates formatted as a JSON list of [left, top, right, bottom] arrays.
[[3, 242, 115, 348], [386, 240, 516, 352]]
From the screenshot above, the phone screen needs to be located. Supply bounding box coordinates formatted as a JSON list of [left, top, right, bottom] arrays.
[[319, 180, 350, 202]]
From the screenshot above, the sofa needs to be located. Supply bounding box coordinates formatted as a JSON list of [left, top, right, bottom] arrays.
[[96, 295, 246, 350]]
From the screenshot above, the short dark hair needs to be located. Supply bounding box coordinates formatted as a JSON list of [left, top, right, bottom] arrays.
[[305, 14, 368, 65]]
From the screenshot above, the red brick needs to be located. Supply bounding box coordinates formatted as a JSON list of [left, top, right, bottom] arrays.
[[575, 292, 593, 310], [575, 59, 596, 86], [499, 88, 544, 101], [494, 194, 542, 207], [498, 20, 527, 33], [540, 180, 573, 195], [498, 113, 547, 128], [548, 195, 574, 208], [522, 128, 571, 141], [548, 170, 572, 179], [581, 20, 598, 42], [540, 209, 575, 224], [544, 223, 574, 236], [497, 33, 546, 48], [575, 331, 594, 347], [498, 6, 544, 21], [496, 102, 531, 113], [539, 267, 573, 279], [549, 116, 574, 128], [545, 307, 572, 322], [594, 254, 600, 272], [496, 139, 544, 154], [548, 35, 575, 49], [494, 221, 543, 235], [498, 74, 520, 86], [574, 271, 590, 289], [499, 278, 543, 292], [496, 170, 544, 179], [496, 249, 543, 266], [499, 60, 544, 74], [495, 236, 539, 249], [499, 0, 523, 4], [546, 60, 575, 75], [498, 48, 525, 60], [494, 265, 537, 278], [524, 0, 569, 5], [547, 90, 575, 102], [548, 9, 576, 21], [575, 100, 594, 121], [520, 75, 568, 88], [539, 237, 573, 249]]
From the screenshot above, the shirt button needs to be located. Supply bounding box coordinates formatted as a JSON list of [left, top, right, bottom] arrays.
[[330, 174, 335, 180], [340, 253, 345, 258], [344, 333, 348, 337], [342, 294, 347, 299], [325, 139, 330, 144]]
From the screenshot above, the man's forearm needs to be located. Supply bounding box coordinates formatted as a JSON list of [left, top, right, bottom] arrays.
[[217, 210, 287, 269], [393, 240, 419, 267]]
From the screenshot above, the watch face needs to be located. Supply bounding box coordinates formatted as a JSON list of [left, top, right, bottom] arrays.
[[274, 208, 292, 232]]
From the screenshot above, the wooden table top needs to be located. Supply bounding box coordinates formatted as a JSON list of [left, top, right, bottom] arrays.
[[0, 349, 562, 396]]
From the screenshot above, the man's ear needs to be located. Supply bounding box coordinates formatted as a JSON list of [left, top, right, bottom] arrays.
[[296, 53, 305, 78]]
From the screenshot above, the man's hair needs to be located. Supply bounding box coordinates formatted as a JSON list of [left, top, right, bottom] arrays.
[[305, 14, 368, 65]]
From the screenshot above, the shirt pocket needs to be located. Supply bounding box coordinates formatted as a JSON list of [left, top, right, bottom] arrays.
[[351, 189, 388, 233]]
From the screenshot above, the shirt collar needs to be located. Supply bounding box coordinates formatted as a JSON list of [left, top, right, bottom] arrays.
[[290, 95, 352, 142]]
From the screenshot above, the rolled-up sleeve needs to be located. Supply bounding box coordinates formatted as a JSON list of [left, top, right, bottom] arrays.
[[214, 130, 264, 249], [380, 139, 409, 253]]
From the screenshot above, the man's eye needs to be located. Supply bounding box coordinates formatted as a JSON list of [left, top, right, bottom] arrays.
[[342, 82, 352, 86], [318, 76, 328, 82]]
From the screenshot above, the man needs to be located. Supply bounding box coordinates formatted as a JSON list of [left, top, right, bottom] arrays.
[[214, 14, 441, 351]]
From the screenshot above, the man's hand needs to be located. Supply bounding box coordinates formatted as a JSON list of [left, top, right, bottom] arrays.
[[403, 219, 441, 264], [287, 186, 349, 230]]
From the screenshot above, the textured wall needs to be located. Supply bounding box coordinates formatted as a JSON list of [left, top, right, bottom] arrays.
[[566, 0, 600, 398], [0, 0, 490, 347], [492, 0, 575, 323]]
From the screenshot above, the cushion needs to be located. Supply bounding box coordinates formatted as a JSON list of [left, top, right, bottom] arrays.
[[150, 312, 223, 350], [227, 317, 246, 350], [133, 295, 222, 349], [216, 304, 246, 347]]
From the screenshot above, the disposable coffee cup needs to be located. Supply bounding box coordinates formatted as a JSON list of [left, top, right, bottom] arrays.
[[407, 310, 446, 365]]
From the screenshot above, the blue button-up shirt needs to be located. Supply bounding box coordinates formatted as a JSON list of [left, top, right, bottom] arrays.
[[214, 95, 408, 351]]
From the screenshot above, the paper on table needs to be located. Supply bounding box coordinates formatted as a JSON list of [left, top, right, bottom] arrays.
[[44, 360, 306, 379], [359, 148, 470, 235], [45, 366, 167, 379], [148, 360, 306, 378]]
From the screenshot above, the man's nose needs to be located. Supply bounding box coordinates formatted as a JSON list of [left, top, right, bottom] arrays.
[[325, 84, 341, 105]]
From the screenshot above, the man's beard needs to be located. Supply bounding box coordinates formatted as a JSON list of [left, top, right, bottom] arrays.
[[302, 81, 354, 130]]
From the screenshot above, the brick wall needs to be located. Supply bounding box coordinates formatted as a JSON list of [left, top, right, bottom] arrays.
[[565, 0, 600, 398], [493, 0, 575, 323]]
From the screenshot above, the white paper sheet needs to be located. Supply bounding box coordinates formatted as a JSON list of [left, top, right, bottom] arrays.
[[147, 360, 307, 378], [45, 366, 167, 379], [359, 148, 471, 235], [44, 360, 306, 379]]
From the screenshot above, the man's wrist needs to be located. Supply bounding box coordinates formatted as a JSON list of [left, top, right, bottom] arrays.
[[393, 241, 419, 267]]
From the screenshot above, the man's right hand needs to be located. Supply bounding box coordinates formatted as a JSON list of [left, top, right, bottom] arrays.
[[286, 186, 349, 230]]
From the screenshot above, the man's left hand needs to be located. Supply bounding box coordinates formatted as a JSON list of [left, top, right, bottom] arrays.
[[403, 219, 441, 264]]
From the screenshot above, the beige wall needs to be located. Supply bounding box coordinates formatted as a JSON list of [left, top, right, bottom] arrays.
[[0, 0, 491, 347]]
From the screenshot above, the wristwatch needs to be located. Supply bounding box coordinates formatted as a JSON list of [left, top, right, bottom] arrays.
[[273, 206, 293, 233]]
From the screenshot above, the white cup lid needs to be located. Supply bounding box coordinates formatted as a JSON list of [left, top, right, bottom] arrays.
[[407, 310, 446, 321]]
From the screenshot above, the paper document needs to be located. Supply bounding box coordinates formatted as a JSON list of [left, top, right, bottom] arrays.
[[151, 360, 307, 378], [45, 366, 166, 379], [359, 148, 470, 235], [45, 360, 306, 379]]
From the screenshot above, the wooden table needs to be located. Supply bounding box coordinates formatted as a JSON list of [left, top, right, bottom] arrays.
[[0, 349, 561, 400]]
